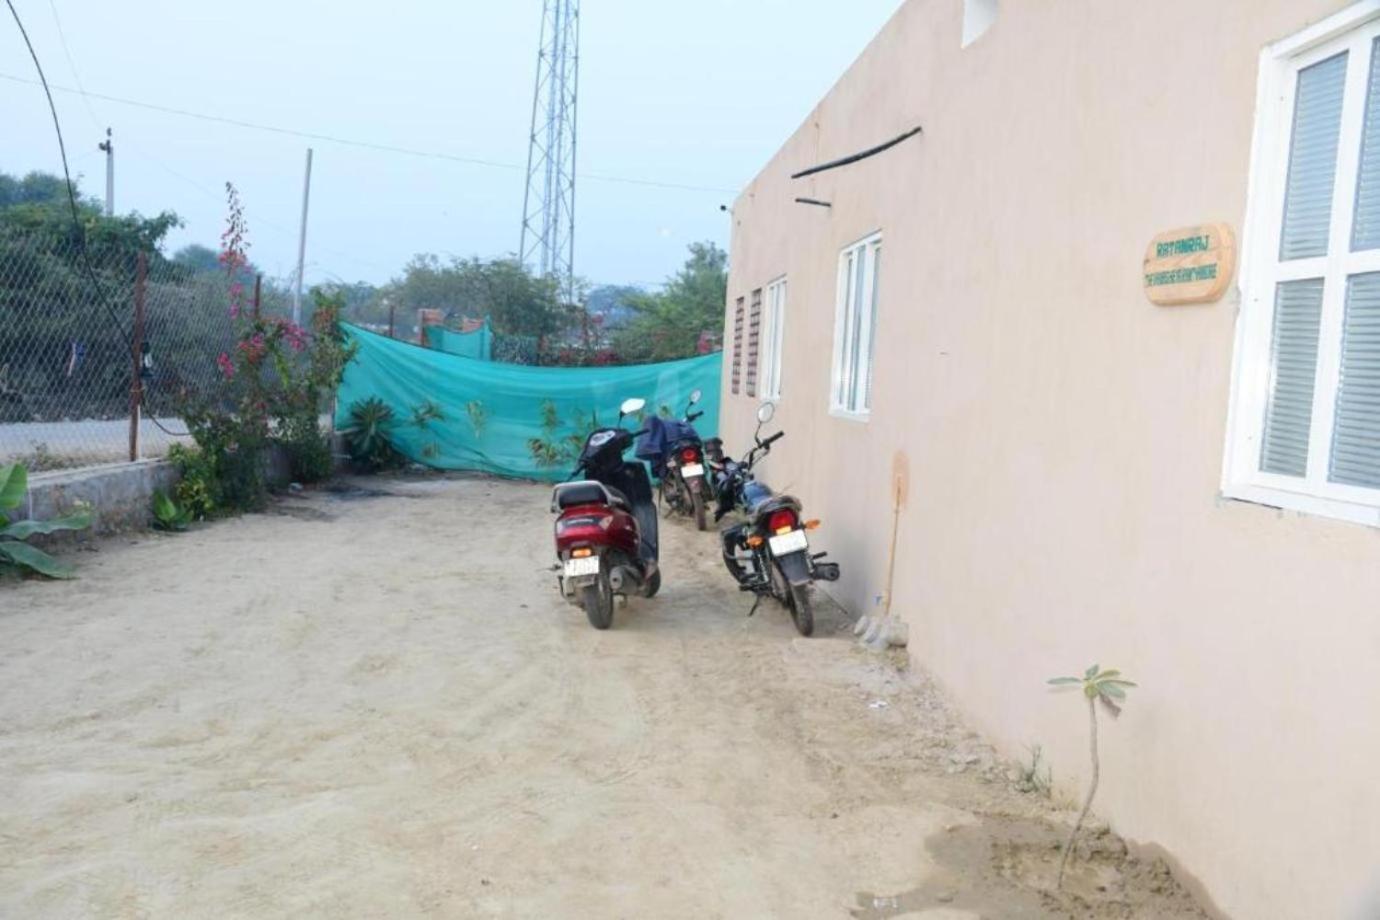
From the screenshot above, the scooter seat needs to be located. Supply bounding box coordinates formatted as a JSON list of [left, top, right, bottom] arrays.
[[551, 480, 630, 512]]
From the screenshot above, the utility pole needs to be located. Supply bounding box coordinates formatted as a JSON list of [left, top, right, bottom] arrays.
[[98, 128, 113, 217], [292, 147, 314, 326], [520, 0, 580, 304]]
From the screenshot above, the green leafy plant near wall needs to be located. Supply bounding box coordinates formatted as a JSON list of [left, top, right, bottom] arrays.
[[1047, 664, 1138, 890], [341, 397, 405, 472], [0, 463, 92, 579], [167, 444, 218, 521], [151, 490, 193, 532]]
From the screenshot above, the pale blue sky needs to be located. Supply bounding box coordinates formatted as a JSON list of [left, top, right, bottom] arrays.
[[0, 0, 903, 289]]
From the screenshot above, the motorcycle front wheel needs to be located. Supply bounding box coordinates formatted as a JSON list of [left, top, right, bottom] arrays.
[[582, 573, 614, 630]]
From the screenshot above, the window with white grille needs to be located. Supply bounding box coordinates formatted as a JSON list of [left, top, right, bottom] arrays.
[[761, 277, 787, 401], [730, 296, 745, 395], [745, 289, 763, 398], [832, 233, 881, 418], [1226, 4, 1380, 525]]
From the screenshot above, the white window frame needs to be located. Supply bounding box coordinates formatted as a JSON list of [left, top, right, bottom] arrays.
[[831, 232, 882, 420], [760, 276, 787, 402], [1224, 1, 1380, 527]]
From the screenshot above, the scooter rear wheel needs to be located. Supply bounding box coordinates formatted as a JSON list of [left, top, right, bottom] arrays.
[[582, 573, 614, 630]]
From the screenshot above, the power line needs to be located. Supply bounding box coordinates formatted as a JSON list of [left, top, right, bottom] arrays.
[[0, 71, 740, 196], [44, 0, 99, 131]]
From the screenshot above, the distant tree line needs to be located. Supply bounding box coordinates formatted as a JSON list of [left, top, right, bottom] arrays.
[[0, 168, 727, 427]]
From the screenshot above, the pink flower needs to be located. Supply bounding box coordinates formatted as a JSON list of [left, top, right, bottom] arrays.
[[216, 352, 235, 380]]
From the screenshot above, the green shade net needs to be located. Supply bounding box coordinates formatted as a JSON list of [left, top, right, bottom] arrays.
[[336, 324, 722, 481], [425, 322, 493, 361]]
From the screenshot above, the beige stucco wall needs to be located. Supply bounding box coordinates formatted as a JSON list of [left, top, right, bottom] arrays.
[[719, 1, 1380, 917]]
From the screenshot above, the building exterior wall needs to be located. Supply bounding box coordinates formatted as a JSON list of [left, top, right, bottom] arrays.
[[719, 2, 1380, 917]]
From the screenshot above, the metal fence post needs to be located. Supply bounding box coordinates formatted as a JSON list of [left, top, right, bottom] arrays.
[[129, 252, 146, 462], [253, 273, 262, 321]]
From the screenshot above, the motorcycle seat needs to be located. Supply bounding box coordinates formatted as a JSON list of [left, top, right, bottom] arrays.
[[551, 480, 630, 513], [750, 493, 801, 519]]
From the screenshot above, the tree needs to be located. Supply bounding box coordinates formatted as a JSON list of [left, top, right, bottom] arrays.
[[613, 241, 727, 362], [0, 170, 189, 424], [376, 253, 568, 340], [1047, 664, 1138, 890]]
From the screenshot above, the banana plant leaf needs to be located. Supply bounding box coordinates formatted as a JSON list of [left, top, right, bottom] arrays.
[[2, 508, 93, 541], [0, 464, 26, 513], [0, 541, 75, 579]]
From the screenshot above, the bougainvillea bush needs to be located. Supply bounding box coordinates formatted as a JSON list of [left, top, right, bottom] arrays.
[[174, 183, 354, 515]]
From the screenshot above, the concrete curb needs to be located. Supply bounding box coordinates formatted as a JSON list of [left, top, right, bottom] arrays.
[[23, 460, 179, 536]]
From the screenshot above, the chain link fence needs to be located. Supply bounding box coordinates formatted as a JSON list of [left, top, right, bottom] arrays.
[[0, 226, 238, 471]]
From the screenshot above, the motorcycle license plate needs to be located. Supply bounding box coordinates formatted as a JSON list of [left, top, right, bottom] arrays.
[[681, 463, 704, 478], [768, 529, 809, 555], [564, 556, 600, 577]]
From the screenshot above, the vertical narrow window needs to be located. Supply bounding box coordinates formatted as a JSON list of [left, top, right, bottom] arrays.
[[1352, 38, 1380, 250], [1330, 272, 1380, 486], [731, 296, 745, 395], [1260, 280, 1324, 476], [1279, 53, 1347, 260], [745, 289, 763, 398], [761, 277, 787, 401], [831, 233, 882, 418]]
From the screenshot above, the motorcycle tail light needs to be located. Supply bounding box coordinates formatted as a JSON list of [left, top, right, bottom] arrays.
[[681, 447, 699, 462], [768, 509, 798, 534], [557, 514, 613, 533], [572, 547, 593, 558]]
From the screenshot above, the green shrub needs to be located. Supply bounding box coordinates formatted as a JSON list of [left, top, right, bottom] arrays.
[[341, 398, 405, 472], [0, 463, 92, 579], [151, 489, 192, 532]]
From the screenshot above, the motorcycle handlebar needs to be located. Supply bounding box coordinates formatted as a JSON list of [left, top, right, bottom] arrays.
[[762, 431, 785, 448], [686, 411, 705, 423]]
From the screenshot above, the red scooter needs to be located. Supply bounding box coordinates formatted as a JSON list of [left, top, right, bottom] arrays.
[[551, 398, 660, 629]]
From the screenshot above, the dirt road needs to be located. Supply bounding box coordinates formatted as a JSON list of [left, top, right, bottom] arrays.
[[0, 476, 1209, 918]]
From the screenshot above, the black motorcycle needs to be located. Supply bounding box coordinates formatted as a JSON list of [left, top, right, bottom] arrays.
[[637, 388, 712, 530], [713, 402, 840, 636]]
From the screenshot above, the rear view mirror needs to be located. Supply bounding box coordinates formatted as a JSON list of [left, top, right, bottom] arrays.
[[689, 388, 703, 405], [756, 401, 776, 424], [620, 397, 647, 417]]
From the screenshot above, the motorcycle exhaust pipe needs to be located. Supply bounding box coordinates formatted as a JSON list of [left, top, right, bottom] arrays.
[[608, 566, 641, 593]]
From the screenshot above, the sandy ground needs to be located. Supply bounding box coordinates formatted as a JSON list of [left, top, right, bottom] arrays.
[[0, 476, 1211, 919]]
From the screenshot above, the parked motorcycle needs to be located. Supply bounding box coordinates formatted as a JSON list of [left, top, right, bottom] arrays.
[[637, 388, 711, 531], [551, 397, 660, 629], [713, 402, 840, 636]]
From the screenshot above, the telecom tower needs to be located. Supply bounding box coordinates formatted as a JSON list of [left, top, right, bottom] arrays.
[[520, 0, 580, 303]]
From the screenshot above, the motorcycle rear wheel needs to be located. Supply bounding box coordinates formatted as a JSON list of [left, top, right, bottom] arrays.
[[788, 584, 815, 637], [582, 574, 614, 630], [691, 488, 707, 531]]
